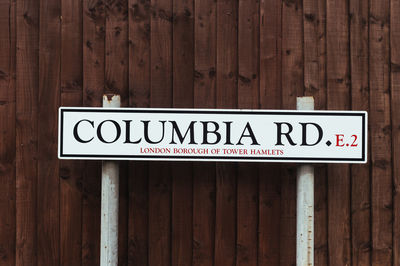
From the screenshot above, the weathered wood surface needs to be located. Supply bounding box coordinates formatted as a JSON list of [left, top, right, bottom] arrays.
[[0, 0, 399, 265]]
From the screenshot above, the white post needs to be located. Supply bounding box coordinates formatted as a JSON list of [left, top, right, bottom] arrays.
[[296, 97, 314, 266], [101, 94, 120, 266]]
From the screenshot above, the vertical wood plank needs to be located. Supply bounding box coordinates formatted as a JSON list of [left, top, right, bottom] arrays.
[[16, 0, 39, 264], [236, 166, 258, 266], [391, 0, 400, 264], [148, 162, 172, 266], [172, 0, 194, 265], [82, 0, 105, 264], [193, 0, 216, 264], [192, 165, 216, 266], [129, 0, 151, 109], [128, 0, 150, 264], [259, 0, 282, 264], [173, 0, 194, 108], [60, 0, 83, 265], [149, 0, 173, 264], [237, 0, 259, 264], [0, 0, 16, 265], [326, 0, 351, 265], [303, 0, 328, 264], [281, 0, 303, 265], [171, 165, 193, 266], [38, 0, 61, 264], [350, 0, 371, 264], [369, 0, 392, 264], [282, 0, 303, 110], [215, 0, 238, 265], [105, 0, 129, 264], [128, 162, 148, 265]]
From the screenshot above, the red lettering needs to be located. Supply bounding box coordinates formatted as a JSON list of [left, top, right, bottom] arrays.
[[336, 134, 345, 147]]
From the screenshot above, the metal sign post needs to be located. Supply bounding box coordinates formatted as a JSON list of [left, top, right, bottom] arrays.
[[296, 97, 314, 266], [100, 95, 120, 266]]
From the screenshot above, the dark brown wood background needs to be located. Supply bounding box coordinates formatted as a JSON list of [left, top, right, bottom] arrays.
[[0, 0, 399, 265]]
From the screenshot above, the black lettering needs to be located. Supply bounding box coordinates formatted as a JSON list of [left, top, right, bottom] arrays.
[[236, 122, 260, 145], [223, 121, 233, 145], [123, 120, 142, 144], [142, 120, 166, 144], [170, 121, 197, 144], [275, 122, 296, 146], [299, 122, 323, 146], [97, 120, 121, 143], [201, 121, 221, 145], [73, 119, 94, 143]]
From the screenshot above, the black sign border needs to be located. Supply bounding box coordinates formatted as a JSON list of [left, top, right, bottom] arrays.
[[59, 108, 367, 162]]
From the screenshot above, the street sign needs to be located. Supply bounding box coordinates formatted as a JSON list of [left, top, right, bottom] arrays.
[[58, 108, 367, 163]]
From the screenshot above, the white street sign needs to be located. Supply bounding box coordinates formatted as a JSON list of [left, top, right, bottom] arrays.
[[58, 108, 367, 163]]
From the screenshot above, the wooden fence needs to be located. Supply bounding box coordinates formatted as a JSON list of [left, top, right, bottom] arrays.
[[0, 0, 399, 265]]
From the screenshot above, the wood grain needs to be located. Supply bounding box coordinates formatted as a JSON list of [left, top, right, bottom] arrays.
[[215, 0, 238, 264], [237, 0, 259, 264], [0, 0, 16, 265], [172, 0, 194, 265], [15, 0, 39, 264], [149, 0, 173, 264], [259, 0, 282, 264], [60, 0, 83, 265], [303, 0, 328, 264], [82, 0, 105, 264], [281, 0, 303, 265], [370, 0, 393, 264], [193, 0, 217, 264], [350, 0, 371, 264], [128, 0, 150, 264], [327, 0, 351, 265], [391, 0, 400, 264], [37, 0, 61, 264]]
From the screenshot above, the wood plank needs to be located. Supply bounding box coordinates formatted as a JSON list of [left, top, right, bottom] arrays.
[[282, 0, 303, 109], [128, 0, 150, 264], [237, 0, 259, 264], [303, 0, 328, 264], [60, 0, 83, 265], [82, 0, 105, 264], [0, 0, 16, 265], [105, 1, 129, 265], [215, 0, 237, 264], [37, 0, 61, 264], [214, 163, 237, 266], [171, 164, 193, 266], [279, 166, 297, 266], [149, 0, 172, 264], [171, 0, 194, 265], [127, 162, 148, 265], [326, 0, 351, 265], [173, 0, 194, 108], [259, 0, 282, 264], [236, 165, 258, 265], [369, 0, 392, 264], [281, 0, 303, 265], [391, 0, 400, 264], [258, 164, 281, 265], [238, 0, 259, 108], [192, 165, 216, 266], [15, 0, 39, 265], [350, 0, 371, 264], [193, 0, 216, 264], [128, 0, 151, 108], [148, 162, 172, 266], [150, 0, 172, 107]]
